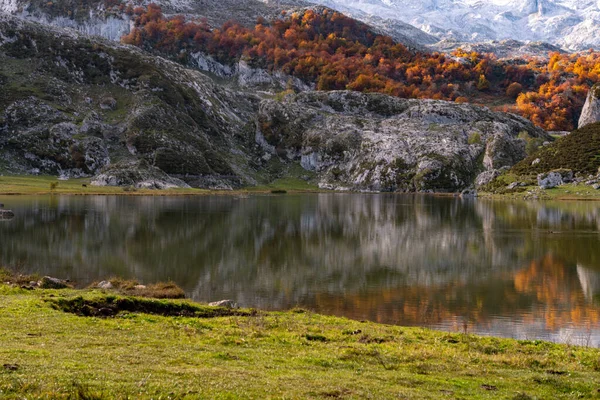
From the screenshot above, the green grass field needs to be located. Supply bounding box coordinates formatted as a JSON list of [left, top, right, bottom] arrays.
[[480, 182, 600, 201], [1, 281, 599, 399], [0, 175, 321, 196]]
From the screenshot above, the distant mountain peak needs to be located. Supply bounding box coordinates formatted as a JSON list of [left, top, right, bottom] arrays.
[[306, 0, 600, 50]]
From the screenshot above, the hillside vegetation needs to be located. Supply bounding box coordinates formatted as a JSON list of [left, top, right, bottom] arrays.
[[122, 5, 600, 131], [511, 123, 600, 176]]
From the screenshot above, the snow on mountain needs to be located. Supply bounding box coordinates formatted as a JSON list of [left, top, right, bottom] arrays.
[[305, 0, 600, 50]]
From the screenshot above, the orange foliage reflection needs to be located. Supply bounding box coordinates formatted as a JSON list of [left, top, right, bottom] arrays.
[[306, 255, 600, 333]]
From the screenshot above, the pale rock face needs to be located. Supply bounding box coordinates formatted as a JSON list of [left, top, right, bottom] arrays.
[[537, 169, 573, 188], [537, 171, 564, 189], [91, 162, 192, 189], [578, 84, 600, 129], [257, 91, 550, 192], [0, 0, 19, 13], [475, 169, 502, 188], [483, 132, 527, 170]]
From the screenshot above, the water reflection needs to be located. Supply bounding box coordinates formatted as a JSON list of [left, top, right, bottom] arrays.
[[0, 194, 599, 344]]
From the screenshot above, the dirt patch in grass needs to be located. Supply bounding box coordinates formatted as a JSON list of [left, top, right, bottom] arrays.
[[49, 295, 257, 318]]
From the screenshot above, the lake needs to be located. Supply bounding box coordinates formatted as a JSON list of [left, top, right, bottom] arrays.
[[1, 194, 600, 345]]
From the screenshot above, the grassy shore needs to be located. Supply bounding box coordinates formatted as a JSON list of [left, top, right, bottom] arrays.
[[479, 182, 600, 201], [1, 275, 599, 399], [0, 175, 322, 196]]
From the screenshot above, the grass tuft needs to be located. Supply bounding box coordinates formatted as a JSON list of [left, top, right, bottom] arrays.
[[91, 278, 186, 299]]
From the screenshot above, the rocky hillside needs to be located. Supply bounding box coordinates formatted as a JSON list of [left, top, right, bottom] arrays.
[[0, 14, 261, 189], [0, 14, 550, 192], [257, 91, 549, 192], [0, 0, 433, 51], [511, 123, 600, 177]]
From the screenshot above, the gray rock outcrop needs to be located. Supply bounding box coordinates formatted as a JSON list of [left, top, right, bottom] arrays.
[[257, 91, 550, 192], [91, 162, 191, 189], [38, 276, 69, 289], [0, 14, 257, 189], [578, 84, 600, 129], [209, 300, 239, 308], [537, 169, 573, 189]]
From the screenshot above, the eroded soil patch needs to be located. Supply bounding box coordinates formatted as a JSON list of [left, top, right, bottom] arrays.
[[49, 295, 257, 318]]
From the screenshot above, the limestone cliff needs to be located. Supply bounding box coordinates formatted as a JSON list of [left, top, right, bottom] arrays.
[[578, 84, 600, 129], [0, 14, 259, 188], [256, 91, 549, 192]]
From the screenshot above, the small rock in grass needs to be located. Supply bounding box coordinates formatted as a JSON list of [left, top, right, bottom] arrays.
[[38, 276, 69, 289], [97, 281, 113, 289], [3, 364, 19, 371], [209, 300, 238, 308], [593, 184, 600, 190], [481, 384, 498, 391], [99, 97, 117, 110], [134, 285, 147, 290], [507, 182, 520, 190]]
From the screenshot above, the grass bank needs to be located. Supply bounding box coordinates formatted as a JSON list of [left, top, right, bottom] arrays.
[[1, 277, 599, 399], [480, 182, 600, 201], [0, 175, 321, 196]]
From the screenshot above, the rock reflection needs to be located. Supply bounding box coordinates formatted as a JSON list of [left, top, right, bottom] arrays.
[[0, 194, 599, 344]]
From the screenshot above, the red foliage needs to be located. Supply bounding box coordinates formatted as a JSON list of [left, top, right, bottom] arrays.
[[122, 5, 600, 131]]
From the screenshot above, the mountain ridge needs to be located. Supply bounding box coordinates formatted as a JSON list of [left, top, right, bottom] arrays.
[[0, 12, 550, 192], [306, 0, 600, 51]]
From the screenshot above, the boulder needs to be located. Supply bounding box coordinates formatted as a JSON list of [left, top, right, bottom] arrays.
[[483, 132, 527, 171], [91, 161, 191, 189], [99, 97, 117, 111], [578, 84, 600, 129], [475, 169, 501, 188], [538, 172, 562, 189], [97, 280, 113, 289], [209, 300, 238, 308], [38, 276, 69, 289], [537, 169, 572, 189]]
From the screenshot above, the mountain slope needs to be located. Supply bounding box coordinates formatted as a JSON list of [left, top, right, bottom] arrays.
[[0, 13, 551, 192], [0, 14, 260, 188], [0, 0, 436, 51], [306, 0, 600, 51]]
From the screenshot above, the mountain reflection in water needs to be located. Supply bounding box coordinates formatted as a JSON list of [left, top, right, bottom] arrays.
[[0, 194, 599, 344]]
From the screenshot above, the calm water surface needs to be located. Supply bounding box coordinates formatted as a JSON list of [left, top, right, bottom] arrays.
[[1, 194, 600, 345]]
